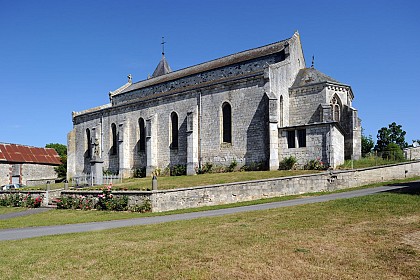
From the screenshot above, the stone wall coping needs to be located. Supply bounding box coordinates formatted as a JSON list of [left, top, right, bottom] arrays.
[[152, 172, 328, 194], [0, 190, 46, 194], [153, 160, 420, 194], [329, 160, 420, 174], [61, 190, 152, 195]]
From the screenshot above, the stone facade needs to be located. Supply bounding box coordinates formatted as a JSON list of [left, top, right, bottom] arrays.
[[0, 162, 58, 186], [68, 32, 361, 180]]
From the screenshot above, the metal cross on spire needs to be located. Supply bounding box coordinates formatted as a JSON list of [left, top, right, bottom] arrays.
[[161, 36, 166, 56]]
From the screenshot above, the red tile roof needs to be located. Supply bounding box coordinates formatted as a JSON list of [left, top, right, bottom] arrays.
[[0, 143, 61, 165]]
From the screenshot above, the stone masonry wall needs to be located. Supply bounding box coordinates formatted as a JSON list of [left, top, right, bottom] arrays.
[[150, 160, 420, 212], [72, 74, 272, 175], [0, 163, 11, 186], [404, 147, 420, 160], [199, 77, 269, 166], [0, 163, 57, 186], [22, 164, 58, 185], [56, 161, 420, 212], [279, 124, 333, 167]]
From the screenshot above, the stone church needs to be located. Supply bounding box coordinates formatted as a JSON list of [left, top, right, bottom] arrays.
[[67, 32, 361, 180]]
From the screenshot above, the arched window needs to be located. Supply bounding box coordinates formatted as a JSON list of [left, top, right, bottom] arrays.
[[279, 95, 284, 127], [138, 118, 146, 152], [111, 123, 117, 155], [170, 112, 178, 149], [331, 96, 341, 122], [222, 102, 232, 143], [86, 128, 91, 158]]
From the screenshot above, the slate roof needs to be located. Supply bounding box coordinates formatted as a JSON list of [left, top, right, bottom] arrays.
[[291, 67, 342, 88], [0, 143, 61, 165], [152, 55, 172, 78], [120, 35, 292, 95]]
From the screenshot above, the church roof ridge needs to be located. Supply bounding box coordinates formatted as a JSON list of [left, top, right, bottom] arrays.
[[290, 67, 347, 89], [119, 33, 296, 95]]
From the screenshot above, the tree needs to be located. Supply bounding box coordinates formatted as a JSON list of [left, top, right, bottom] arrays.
[[46, 143, 67, 178], [375, 122, 408, 152], [361, 134, 374, 157], [383, 143, 405, 161]]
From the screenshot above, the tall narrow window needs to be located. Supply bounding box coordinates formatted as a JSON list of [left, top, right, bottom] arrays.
[[331, 96, 341, 122], [279, 95, 283, 127], [170, 112, 178, 149], [287, 130, 296, 148], [222, 102, 232, 143], [297, 129, 306, 147], [86, 128, 92, 158], [111, 123, 117, 155], [138, 118, 146, 151]]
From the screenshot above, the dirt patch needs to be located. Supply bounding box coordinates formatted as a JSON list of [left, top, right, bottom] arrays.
[[402, 231, 420, 251]]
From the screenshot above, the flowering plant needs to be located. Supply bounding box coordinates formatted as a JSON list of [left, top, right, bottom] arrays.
[[304, 158, 327, 170]]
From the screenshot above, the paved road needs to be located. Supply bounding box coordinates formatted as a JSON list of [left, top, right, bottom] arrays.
[[0, 208, 52, 220], [0, 185, 411, 241]]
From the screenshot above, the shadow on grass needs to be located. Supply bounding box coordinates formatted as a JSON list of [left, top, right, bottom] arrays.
[[385, 181, 420, 195]]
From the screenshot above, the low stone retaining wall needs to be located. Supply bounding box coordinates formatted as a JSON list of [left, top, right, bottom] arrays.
[[0, 190, 51, 207], [4, 161, 419, 212], [150, 160, 420, 212], [60, 190, 151, 207]]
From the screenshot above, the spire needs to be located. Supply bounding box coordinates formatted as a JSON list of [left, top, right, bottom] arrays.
[[311, 55, 315, 68], [152, 37, 172, 78]]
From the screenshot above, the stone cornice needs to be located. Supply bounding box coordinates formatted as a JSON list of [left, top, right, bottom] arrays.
[[289, 81, 353, 99]]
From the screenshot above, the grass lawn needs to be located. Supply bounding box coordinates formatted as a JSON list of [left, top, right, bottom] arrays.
[[339, 156, 407, 169], [1, 176, 419, 230], [0, 191, 419, 279], [27, 170, 318, 191], [93, 169, 319, 190]]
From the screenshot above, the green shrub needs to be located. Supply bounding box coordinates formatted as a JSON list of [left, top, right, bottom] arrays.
[[304, 158, 327, 170], [197, 162, 213, 174], [129, 199, 152, 213], [382, 143, 405, 161], [134, 167, 146, 178], [170, 164, 187, 176], [240, 161, 266, 171], [226, 160, 238, 172], [279, 156, 297, 170], [0, 193, 43, 208]]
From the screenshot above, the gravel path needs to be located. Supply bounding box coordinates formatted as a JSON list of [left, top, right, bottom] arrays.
[[0, 185, 412, 241]]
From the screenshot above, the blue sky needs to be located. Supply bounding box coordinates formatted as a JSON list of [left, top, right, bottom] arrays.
[[1, 0, 419, 147]]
